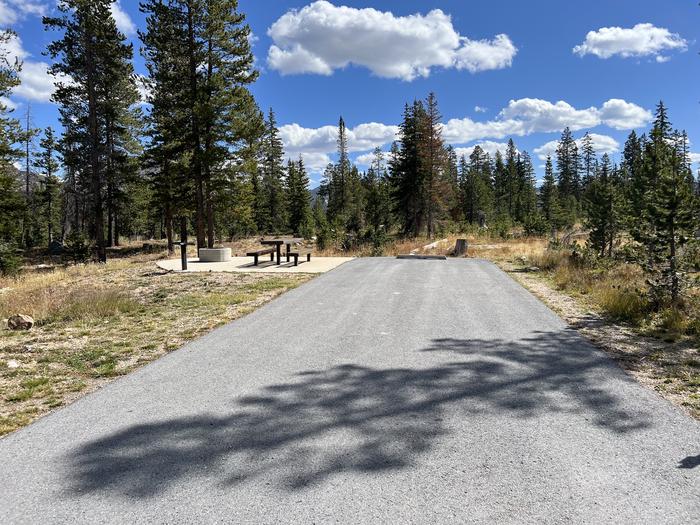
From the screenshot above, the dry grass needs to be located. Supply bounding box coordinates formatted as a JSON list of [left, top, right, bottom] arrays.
[[0, 259, 311, 436]]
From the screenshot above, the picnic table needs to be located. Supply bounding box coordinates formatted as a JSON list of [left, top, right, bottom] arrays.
[[260, 237, 304, 265]]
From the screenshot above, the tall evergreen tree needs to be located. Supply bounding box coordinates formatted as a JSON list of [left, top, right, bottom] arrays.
[[580, 132, 596, 191], [389, 101, 424, 236], [539, 155, 563, 232], [418, 92, 446, 238], [258, 108, 287, 233], [556, 127, 581, 204], [584, 153, 621, 257], [35, 127, 61, 245], [286, 157, 312, 236], [0, 30, 24, 246], [45, 0, 140, 261]]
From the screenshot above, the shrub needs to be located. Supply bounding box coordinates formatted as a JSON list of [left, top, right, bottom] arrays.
[[658, 307, 689, 337], [0, 243, 21, 276], [595, 285, 648, 323], [529, 249, 569, 271], [64, 230, 92, 263]]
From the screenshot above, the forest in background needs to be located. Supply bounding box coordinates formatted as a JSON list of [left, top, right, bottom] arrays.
[[0, 0, 698, 313]]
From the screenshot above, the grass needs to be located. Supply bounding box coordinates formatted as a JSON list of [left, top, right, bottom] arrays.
[[0, 258, 312, 436]]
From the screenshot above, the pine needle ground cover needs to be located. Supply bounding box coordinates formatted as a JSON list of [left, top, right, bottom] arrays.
[[0, 260, 311, 436]]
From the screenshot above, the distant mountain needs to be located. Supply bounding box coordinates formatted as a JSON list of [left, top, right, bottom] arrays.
[[309, 185, 323, 206]]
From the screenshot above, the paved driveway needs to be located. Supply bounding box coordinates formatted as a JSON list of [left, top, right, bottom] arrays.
[[1, 258, 698, 523]]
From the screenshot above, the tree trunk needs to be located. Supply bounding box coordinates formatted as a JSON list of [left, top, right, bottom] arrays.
[[165, 203, 174, 255], [454, 238, 468, 256], [85, 38, 105, 263], [187, 2, 205, 252]]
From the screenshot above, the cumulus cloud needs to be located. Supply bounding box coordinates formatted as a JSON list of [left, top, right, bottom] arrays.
[[0, 0, 47, 24], [453, 141, 511, 160], [354, 152, 376, 167], [474, 105, 488, 113], [0, 95, 16, 110], [598, 99, 652, 129], [443, 98, 651, 143], [573, 23, 687, 61], [267, 1, 517, 80], [689, 153, 700, 166], [279, 121, 398, 157], [1, 34, 66, 102], [110, 1, 137, 36], [533, 133, 620, 161]]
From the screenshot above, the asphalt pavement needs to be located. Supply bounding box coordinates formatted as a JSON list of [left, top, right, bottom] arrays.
[[0, 258, 698, 523]]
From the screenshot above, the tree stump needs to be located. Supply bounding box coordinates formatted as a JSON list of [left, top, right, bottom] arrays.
[[454, 239, 468, 256]]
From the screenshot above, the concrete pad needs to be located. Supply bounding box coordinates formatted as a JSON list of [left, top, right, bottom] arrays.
[[156, 256, 353, 274]]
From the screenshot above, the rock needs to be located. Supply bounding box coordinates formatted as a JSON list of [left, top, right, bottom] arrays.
[[7, 314, 34, 331], [7, 359, 19, 369]]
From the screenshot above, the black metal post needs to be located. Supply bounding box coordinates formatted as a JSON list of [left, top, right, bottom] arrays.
[[179, 216, 188, 271]]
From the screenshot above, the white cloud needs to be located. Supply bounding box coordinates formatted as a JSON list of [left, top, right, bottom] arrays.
[[573, 23, 687, 62], [689, 153, 700, 166], [454, 141, 511, 160], [267, 1, 516, 80], [0, 0, 47, 24], [474, 105, 487, 113], [1, 34, 60, 102], [598, 99, 652, 129], [443, 97, 651, 143], [454, 34, 516, 73], [0, 95, 16, 110], [280, 121, 398, 157], [291, 152, 332, 174], [533, 133, 620, 161], [110, 1, 137, 36], [354, 152, 376, 166]]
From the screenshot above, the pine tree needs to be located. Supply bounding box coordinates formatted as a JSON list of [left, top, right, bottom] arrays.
[[556, 127, 581, 205], [286, 157, 312, 236], [35, 127, 61, 245], [504, 139, 518, 218], [322, 116, 353, 223], [514, 150, 537, 223], [645, 129, 697, 305], [539, 155, 563, 233], [0, 30, 24, 246], [584, 154, 621, 257], [492, 150, 508, 219], [389, 102, 424, 236], [418, 92, 446, 238], [580, 132, 596, 192], [461, 146, 493, 225], [258, 108, 287, 233], [45, 0, 140, 262], [363, 147, 393, 234]]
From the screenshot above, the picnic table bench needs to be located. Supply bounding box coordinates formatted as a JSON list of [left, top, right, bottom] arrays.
[[246, 247, 275, 266], [286, 249, 312, 266]]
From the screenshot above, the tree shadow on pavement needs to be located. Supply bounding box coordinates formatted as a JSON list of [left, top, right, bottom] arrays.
[[678, 454, 700, 469], [64, 330, 652, 499]]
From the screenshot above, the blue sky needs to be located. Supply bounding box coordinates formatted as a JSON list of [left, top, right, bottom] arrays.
[[2, 0, 699, 185]]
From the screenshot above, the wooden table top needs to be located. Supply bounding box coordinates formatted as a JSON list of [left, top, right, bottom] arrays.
[[261, 238, 304, 245]]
